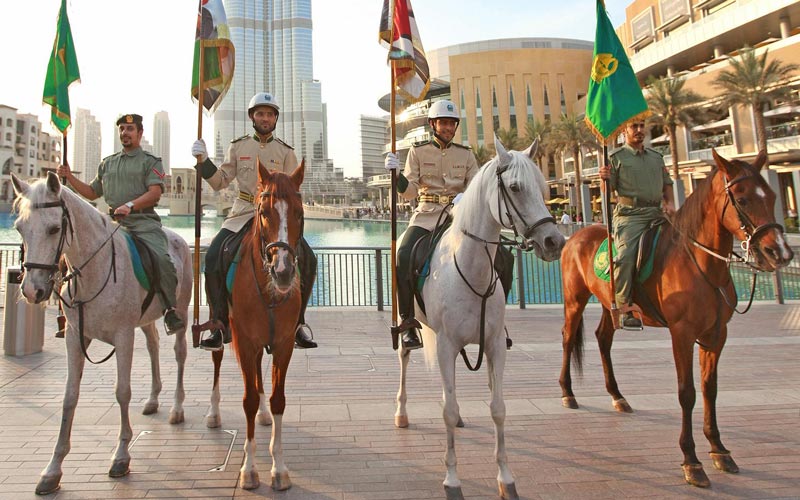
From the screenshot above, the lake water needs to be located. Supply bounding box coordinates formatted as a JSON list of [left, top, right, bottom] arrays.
[[0, 212, 403, 248]]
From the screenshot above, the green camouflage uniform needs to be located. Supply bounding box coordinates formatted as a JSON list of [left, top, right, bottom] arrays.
[[90, 147, 178, 310], [608, 144, 672, 308]]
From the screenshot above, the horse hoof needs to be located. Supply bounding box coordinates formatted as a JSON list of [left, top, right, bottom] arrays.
[[206, 414, 221, 428], [498, 481, 519, 500], [108, 459, 130, 478], [682, 463, 710, 488], [710, 452, 739, 473], [35, 474, 62, 495], [240, 470, 260, 490], [256, 412, 272, 426], [444, 485, 465, 500], [395, 415, 409, 428], [168, 409, 184, 424], [562, 396, 579, 409], [613, 398, 633, 413], [456, 417, 465, 428], [271, 471, 291, 491], [142, 401, 158, 415]]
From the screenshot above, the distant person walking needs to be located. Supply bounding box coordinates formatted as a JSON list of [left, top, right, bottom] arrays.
[[560, 211, 573, 224]]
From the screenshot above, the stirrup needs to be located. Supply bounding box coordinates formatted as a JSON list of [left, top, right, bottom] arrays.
[[612, 304, 644, 331], [504, 325, 512, 350]]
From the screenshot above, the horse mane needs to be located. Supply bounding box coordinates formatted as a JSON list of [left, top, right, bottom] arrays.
[[669, 167, 716, 247]]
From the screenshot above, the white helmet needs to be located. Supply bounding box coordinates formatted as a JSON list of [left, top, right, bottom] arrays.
[[248, 92, 280, 116], [428, 100, 460, 121]]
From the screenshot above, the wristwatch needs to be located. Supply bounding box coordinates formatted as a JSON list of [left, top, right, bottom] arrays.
[[125, 201, 135, 210]]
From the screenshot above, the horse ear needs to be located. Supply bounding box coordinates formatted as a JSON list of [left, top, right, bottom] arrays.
[[521, 138, 539, 160], [46, 171, 62, 195], [291, 159, 306, 188], [257, 158, 271, 190], [712, 148, 740, 178], [10, 173, 29, 197], [753, 149, 768, 171], [494, 136, 511, 164]]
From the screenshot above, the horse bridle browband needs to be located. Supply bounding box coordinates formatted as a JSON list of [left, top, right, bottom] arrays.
[[723, 172, 784, 259], [22, 200, 73, 275]]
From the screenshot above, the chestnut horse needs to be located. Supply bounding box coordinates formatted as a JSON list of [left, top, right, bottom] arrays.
[[231, 160, 305, 491], [559, 149, 793, 487]]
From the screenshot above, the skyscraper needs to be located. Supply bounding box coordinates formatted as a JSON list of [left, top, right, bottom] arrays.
[[73, 108, 102, 182], [153, 111, 170, 170], [359, 115, 389, 181]]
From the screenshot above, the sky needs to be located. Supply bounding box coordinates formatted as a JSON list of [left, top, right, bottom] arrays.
[[1, 0, 630, 178]]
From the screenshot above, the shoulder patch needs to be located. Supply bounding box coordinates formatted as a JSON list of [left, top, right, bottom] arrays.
[[142, 150, 160, 161], [608, 147, 624, 157], [274, 138, 294, 150], [231, 134, 249, 143], [452, 142, 471, 150]]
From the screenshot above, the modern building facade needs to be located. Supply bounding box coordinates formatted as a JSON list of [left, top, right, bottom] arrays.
[[359, 115, 389, 180], [73, 108, 102, 183], [153, 111, 170, 170]]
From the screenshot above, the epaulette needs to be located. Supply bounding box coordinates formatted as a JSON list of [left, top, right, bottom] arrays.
[[142, 150, 161, 161], [231, 134, 249, 143], [452, 142, 471, 150], [608, 146, 624, 157], [645, 146, 664, 157], [274, 138, 294, 150], [413, 140, 431, 148]]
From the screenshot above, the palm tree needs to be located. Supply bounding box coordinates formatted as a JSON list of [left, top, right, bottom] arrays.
[[523, 118, 551, 170], [712, 46, 799, 161], [550, 113, 599, 218], [645, 75, 705, 180], [495, 127, 522, 151], [472, 143, 495, 166]]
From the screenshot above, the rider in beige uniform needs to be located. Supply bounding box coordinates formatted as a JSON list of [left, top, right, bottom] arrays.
[[192, 92, 317, 350]]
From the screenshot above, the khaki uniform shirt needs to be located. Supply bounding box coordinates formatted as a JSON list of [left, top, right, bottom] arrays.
[[204, 133, 298, 232], [608, 144, 672, 206], [90, 147, 165, 215], [400, 137, 478, 231]]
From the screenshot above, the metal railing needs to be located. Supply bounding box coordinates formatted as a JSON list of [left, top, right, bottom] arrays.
[[1, 243, 798, 310]]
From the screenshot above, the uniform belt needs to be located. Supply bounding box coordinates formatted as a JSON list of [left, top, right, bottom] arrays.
[[617, 196, 661, 208], [418, 194, 454, 205], [238, 191, 255, 203], [108, 207, 155, 216]]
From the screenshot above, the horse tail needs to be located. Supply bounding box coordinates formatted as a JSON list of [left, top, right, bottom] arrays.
[[565, 312, 585, 377], [420, 323, 438, 370]]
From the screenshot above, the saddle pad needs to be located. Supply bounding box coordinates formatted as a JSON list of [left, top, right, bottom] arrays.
[[225, 250, 242, 297], [123, 232, 151, 291], [415, 230, 447, 292], [593, 228, 661, 283]]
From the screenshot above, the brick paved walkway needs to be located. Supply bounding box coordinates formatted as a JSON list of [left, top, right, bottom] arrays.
[[0, 304, 798, 499]]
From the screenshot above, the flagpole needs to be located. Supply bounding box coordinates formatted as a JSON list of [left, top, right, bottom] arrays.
[[602, 143, 619, 327], [192, 34, 205, 347], [389, 65, 400, 350]]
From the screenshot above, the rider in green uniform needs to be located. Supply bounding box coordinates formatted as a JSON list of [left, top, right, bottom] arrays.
[[599, 120, 675, 328], [57, 113, 184, 333]]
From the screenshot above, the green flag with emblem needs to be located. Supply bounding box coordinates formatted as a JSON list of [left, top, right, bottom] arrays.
[[584, 0, 648, 142], [42, 0, 81, 134]]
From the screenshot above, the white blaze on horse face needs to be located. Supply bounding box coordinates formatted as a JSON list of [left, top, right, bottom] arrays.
[[273, 200, 290, 274], [755, 186, 767, 200]]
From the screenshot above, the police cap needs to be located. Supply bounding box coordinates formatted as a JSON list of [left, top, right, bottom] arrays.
[[116, 114, 143, 126]]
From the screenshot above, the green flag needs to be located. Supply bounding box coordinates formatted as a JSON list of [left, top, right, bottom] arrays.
[[585, 0, 648, 142], [42, 0, 80, 134]]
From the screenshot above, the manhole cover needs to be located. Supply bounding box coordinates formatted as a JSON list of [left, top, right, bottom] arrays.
[[129, 429, 237, 473]]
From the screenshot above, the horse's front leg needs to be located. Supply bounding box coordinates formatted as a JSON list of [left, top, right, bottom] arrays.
[[140, 323, 162, 416], [35, 332, 86, 495], [256, 348, 272, 426], [268, 338, 294, 491], [671, 332, 708, 487], [206, 349, 224, 428], [699, 334, 738, 474], [437, 339, 463, 500], [109, 334, 135, 478], [487, 337, 517, 500], [170, 323, 187, 424], [395, 345, 412, 428], [238, 343, 262, 490]]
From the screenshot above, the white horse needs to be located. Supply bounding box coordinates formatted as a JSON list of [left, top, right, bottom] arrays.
[[395, 138, 565, 500], [11, 172, 192, 495]]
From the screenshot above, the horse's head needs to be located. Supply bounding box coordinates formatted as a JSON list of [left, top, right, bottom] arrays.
[[712, 149, 793, 271], [11, 172, 71, 304], [255, 159, 306, 293], [488, 137, 565, 261]]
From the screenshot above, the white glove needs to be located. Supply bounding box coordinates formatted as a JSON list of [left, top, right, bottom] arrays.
[[384, 152, 400, 170], [452, 193, 464, 205], [192, 139, 208, 163]]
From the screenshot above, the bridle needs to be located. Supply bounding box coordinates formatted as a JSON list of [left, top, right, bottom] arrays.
[[21, 200, 73, 277]]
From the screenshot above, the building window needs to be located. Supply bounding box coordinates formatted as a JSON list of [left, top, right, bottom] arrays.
[[543, 84, 551, 122], [526, 85, 534, 123], [5, 119, 12, 127], [560, 84, 567, 114], [509, 86, 517, 131], [491, 86, 500, 132], [459, 87, 468, 144], [30, 125, 36, 134], [475, 86, 484, 146]]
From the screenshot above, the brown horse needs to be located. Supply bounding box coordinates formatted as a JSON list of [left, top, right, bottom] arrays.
[[230, 160, 305, 491], [559, 149, 793, 488]]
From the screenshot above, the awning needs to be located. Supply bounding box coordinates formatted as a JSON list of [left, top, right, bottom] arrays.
[[764, 105, 800, 118], [691, 118, 731, 132], [547, 197, 569, 204]]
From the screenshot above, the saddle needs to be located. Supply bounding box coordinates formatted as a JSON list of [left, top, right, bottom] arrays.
[[593, 218, 666, 283], [221, 219, 254, 300], [410, 217, 452, 316], [122, 232, 161, 317]]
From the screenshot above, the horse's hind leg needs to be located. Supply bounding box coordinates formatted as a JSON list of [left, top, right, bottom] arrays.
[[395, 346, 411, 428], [109, 337, 135, 478], [699, 333, 738, 474], [672, 332, 709, 487], [205, 349, 223, 428], [595, 308, 631, 413], [268, 342, 293, 491], [36, 335, 86, 495], [560, 290, 590, 409], [487, 341, 518, 500], [256, 348, 272, 426], [169, 323, 187, 424], [141, 322, 162, 415]]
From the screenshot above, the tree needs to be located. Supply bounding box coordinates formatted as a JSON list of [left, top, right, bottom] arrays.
[[712, 46, 799, 162], [472, 143, 495, 166], [495, 127, 522, 151], [550, 113, 599, 218], [523, 118, 551, 171], [645, 75, 705, 179]]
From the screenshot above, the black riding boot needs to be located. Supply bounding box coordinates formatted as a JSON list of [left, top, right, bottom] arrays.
[[201, 232, 233, 351], [495, 245, 514, 349], [294, 237, 318, 349]]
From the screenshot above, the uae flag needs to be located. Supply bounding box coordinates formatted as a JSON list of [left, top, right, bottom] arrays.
[[191, 0, 235, 114], [379, 0, 430, 103]]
